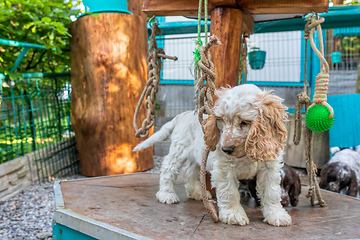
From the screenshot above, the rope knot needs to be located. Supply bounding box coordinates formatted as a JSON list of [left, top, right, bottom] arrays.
[[196, 36, 221, 130], [307, 17, 325, 30], [133, 19, 177, 138], [293, 14, 327, 208]]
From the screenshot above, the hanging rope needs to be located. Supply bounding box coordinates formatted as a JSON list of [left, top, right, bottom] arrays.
[[293, 18, 311, 146], [239, 35, 248, 85], [133, 17, 178, 138], [308, 16, 330, 106], [293, 14, 325, 207], [197, 36, 221, 223], [305, 15, 335, 133], [197, 36, 221, 130], [192, 0, 221, 223]]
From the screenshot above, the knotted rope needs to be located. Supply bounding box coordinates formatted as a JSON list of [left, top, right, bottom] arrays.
[[307, 16, 334, 117], [200, 148, 218, 221], [192, 0, 221, 223], [197, 36, 221, 223], [197, 36, 221, 130], [133, 18, 178, 138], [293, 14, 326, 207]]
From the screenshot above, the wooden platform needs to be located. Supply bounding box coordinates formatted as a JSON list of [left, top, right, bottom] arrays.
[[53, 173, 360, 239]]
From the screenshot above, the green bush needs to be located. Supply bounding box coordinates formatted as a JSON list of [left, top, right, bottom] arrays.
[[0, 0, 81, 75]]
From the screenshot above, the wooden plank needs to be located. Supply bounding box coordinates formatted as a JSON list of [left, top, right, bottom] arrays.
[[142, 0, 329, 16], [59, 173, 360, 239], [210, 7, 243, 88], [284, 114, 329, 169], [70, 1, 154, 177]]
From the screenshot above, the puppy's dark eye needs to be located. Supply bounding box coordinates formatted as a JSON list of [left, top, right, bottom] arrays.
[[328, 176, 336, 182], [240, 121, 249, 126]]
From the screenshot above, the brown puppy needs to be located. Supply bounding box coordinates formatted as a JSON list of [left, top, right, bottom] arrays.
[[247, 163, 301, 207]]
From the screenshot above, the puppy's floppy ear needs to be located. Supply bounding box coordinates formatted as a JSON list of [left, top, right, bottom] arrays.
[[319, 163, 330, 189], [346, 170, 359, 197], [289, 174, 301, 207], [204, 111, 220, 151], [203, 87, 228, 151], [245, 91, 288, 161]]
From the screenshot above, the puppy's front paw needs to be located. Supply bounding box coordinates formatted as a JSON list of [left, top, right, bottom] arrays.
[[219, 207, 249, 225], [156, 190, 179, 204], [263, 208, 292, 227]]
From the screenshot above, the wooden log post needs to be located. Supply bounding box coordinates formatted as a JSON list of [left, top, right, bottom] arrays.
[[70, 0, 154, 176], [210, 7, 244, 88]]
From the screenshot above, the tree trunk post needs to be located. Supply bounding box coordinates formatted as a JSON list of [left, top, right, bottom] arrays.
[[70, 0, 154, 176], [210, 7, 244, 88]]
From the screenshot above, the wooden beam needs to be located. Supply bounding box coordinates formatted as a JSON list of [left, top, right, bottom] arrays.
[[237, 0, 329, 14], [210, 7, 243, 88], [332, 0, 343, 5], [142, 0, 329, 16], [242, 13, 254, 35]]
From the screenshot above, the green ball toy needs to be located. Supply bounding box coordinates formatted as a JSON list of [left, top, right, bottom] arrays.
[[306, 104, 335, 132]]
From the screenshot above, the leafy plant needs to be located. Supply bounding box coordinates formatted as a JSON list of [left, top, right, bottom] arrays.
[[0, 0, 81, 75]]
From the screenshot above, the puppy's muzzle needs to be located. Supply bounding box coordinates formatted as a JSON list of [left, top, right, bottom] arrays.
[[222, 147, 234, 155]]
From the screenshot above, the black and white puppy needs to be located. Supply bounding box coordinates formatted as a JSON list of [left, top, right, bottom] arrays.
[[319, 146, 360, 197]]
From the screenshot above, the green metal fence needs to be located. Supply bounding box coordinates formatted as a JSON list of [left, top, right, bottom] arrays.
[[0, 72, 79, 180]]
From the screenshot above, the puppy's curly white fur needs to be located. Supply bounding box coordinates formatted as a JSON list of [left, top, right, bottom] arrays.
[[133, 84, 291, 226]]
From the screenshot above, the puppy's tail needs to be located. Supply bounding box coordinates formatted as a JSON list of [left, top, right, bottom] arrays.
[[133, 117, 177, 151]]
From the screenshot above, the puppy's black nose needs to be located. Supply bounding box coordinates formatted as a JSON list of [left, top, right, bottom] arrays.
[[222, 147, 234, 155]]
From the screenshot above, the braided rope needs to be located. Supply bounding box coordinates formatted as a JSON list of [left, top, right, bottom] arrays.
[[196, 36, 221, 223], [307, 16, 334, 118], [197, 36, 221, 130], [200, 149, 218, 222], [133, 20, 177, 138], [193, 0, 220, 222], [293, 15, 326, 207]]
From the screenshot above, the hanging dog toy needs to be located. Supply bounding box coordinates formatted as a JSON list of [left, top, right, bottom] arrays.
[[293, 14, 326, 207], [193, 0, 221, 223], [133, 16, 178, 138], [305, 15, 335, 133]]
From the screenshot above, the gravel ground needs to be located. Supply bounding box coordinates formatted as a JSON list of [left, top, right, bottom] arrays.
[[0, 156, 163, 240]]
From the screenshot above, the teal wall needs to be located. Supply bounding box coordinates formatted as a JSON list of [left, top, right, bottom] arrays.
[[328, 94, 360, 148]]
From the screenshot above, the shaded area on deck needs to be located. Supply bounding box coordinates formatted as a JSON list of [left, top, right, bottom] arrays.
[[58, 173, 360, 239]]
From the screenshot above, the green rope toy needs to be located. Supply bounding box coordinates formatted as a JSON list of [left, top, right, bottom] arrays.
[[193, 0, 207, 69], [305, 16, 335, 133]]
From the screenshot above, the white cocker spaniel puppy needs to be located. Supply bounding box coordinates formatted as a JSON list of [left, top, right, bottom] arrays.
[[133, 84, 291, 226]]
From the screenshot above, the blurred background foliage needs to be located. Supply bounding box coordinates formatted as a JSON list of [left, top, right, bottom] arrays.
[[0, 0, 81, 77]]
